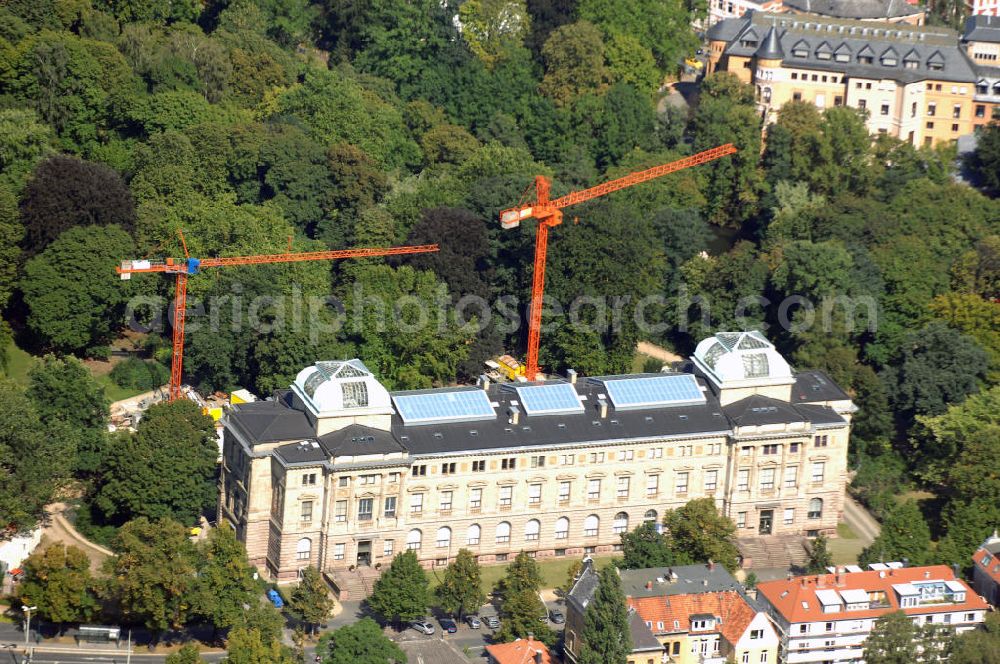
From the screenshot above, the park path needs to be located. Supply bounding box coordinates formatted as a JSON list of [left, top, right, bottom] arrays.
[[38, 503, 112, 572], [636, 341, 683, 365], [843, 495, 881, 545]]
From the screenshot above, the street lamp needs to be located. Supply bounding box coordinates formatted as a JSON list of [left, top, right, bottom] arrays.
[[20, 605, 36, 648]]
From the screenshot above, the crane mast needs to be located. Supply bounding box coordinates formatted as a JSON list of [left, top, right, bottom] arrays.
[[500, 143, 738, 381]]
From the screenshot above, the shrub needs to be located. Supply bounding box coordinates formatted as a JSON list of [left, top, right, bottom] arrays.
[[110, 357, 170, 391]]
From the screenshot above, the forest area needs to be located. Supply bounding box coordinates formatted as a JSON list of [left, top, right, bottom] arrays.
[[0, 0, 999, 595]]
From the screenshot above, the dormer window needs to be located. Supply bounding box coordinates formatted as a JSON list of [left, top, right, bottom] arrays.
[[859, 55, 873, 64], [816, 42, 832, 60], [928, 61, 944, 71], [882, 56, 897, 66], [792, 39, 809, 58]]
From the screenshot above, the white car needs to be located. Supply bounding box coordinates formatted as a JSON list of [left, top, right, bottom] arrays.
[[466, 615, 482, 629], [410, 619, 435, 635]]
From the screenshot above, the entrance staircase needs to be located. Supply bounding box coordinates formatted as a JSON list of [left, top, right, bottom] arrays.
[[327, 566, 382, 601], [738, 535, 810, 570]]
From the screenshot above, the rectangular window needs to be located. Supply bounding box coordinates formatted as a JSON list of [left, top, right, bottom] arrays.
[[439, 490, 453, 512], [647, 474, 659, 496], [750, 629, 763, 640], [528, 483, 542, 504], [790, 443, 800, 454], [388, 472, 399, 483], [359, 474, 377, 485], [410, 493, 424, 514], [738, 468, 750, 491], [760, 467, 775, 491], [412, 465, 426, 476], [559, 481, 571, 502], [811, 462, 825, 483], [338, 477, 349, 487], [300, 500, 313, 522], [617, 476, 630, 499], [784, 508, 795, 525], [472, 460, 485, 472], [501, 458, 516, 470], [383, 539, 394, 557], [858, 99, 867, 109], [675, 472, 689, 495], [927, 121, 935, 130], [469, 487, 482, 510], [814, 435, 829, 447], [588, 479, 601, 501], [784, 465, 798, 488], [928, 103, 937, 116], [530, 455, 545, 468], [977, 105, 986, 118], [333, 543, 344, 561], [737, 512, 747, 528], [617, 449, 634, 461], [742, 654, 750, 664], [441, 462, 456, 475], [589, 452, 605, 463], [302, 473, 316, 486], [710, 442, 722, 455], [741, 446, 752, 457], [834, 95, 843, 106], [358, 498, 373, 521], [952, 123, 959, 132], [705, 469, 718, 491], [760, 653, 768, 663], [384, 496, 396, 518], [792, 72, 798, 80], [649, 447, 663, 459], [560, 454, 575, 465], [499, 485, 513, 507], [335, 500, 347, 523], [763, 444, 779, 455]]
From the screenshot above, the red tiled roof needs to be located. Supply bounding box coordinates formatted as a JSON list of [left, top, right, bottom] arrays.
[[627, 590, 757, 646], [486, 638, 554, 664], [973, 547, 1000, 586], [757, 565, 989, 624]]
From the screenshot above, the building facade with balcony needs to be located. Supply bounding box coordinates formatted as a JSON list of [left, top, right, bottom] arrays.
[[707, 12, 991, 145], [218, 331, 853, 582], [756, 564, 988, 663]]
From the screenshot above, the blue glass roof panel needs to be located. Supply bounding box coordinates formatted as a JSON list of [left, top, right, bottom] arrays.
[[393, 389, 496, 424], [601, 375, 705, 409], [514, 383, 584, 415]]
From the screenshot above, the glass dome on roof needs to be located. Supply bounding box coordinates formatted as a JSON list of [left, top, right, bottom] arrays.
[[693, 331, 792, 384], [292, 360, 392, 415]]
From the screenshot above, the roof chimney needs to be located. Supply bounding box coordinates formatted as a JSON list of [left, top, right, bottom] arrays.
[[817, 575, 826, 588], [646, 581, 653, 590], [801, 577, 808, 588], [597, 397, 608, 418], [478, 374, 490, 389], [534, 650, 543, 664], [708, 559, 715, 571], [567, 368, 577, 384], [508, 405, 521, 425]]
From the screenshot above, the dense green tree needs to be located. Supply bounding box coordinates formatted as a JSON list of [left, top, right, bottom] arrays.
[[0, 381, 72, 534], [103, 0, 201, 24], [664, 498, 740, 571], [0, 187, 23, 312], [968, 120, 1000, 195], [316, 617, 408, 664], [458, 0, 531, 66], [929, 293, 1000, 382], [189, 526, 259, 633], [236, 601, 287, 646], [579, 565, 631, 664], [222, 627, 297, 664], [436, 549, 486, 619], [17, 544, 98, 627], [367, 550, 429, 626], [95, 399, 218, 525], [805, 534, 833, 574], [496, 588, 554, 645], [104, 517, 199, 632], [863, 611, 918, 664], [605, 32, 660, 95], [288, 566, 335, 635], [950, 613, 1000, 664], [495, 551, 544, 598], [579, 0, 695, 70], [0, 109, 54, 192], [20, 224, 138, 353], [166, 643, 206, 664], [540, 21, 609, 106], [620, 521, 691, 570], [859, 501, 931, 567]]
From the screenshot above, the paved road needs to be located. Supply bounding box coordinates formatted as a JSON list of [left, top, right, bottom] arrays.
[[843, 495, 880, 545]]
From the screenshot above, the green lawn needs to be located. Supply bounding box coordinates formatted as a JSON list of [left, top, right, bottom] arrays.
[[426, 554, 618, 596], [94, 372, 145, 402], [1, 339, 36, 386], [828, 522, 867, 565]]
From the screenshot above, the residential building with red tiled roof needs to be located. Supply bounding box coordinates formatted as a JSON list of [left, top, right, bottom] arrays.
[[757, 563, 989, 663], [972, 530, 1000, 607], [485, 637, 554, 664], [565, 559, 779, 664]]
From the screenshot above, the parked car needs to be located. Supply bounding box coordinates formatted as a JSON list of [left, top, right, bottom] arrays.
[[485, 615, 501, 629], [411, 619, 435, 635], [550, 610, 566, 624], [439, 618, 458, 633], [466, 615, 482, 629]]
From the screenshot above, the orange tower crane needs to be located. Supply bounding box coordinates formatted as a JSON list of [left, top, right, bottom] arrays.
[[499, 143, 738, 381], [117, 239, 439, 401]]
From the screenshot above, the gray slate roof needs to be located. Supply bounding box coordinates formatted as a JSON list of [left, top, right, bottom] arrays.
[[964, 14, 1000, 43], [712, 11, 976, 84], [619, 564, 743, 598], [783, 0, 924, 20], [791, 371, 850, 403], [628, 609, 664, 652], [566, 559, 601, 614]]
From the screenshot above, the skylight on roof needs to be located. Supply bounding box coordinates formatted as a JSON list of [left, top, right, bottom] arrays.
[[393, 389, 496, 424], [512, 383, 583, 415], [598, 375, 705, 410]]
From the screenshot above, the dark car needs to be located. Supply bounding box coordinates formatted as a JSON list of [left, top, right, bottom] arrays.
[[550, 610, 566, 624], [439, 618, 458, 633]]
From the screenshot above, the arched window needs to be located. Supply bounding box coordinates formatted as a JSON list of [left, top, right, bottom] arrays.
[[296, 538, 311, 560], [525, 519, 541, 542], [436, 526, 451, 548], [809, 498, 823, 519], [584, 514, 600, 537], [467, 524, 481, 546], [644, 509, 658, 523], [613, 512, 629, 534], [763, 87, 772, 103], [555, 517, 569, 539], [407, 529, 422, 551], [496, 521, 511, 544]]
